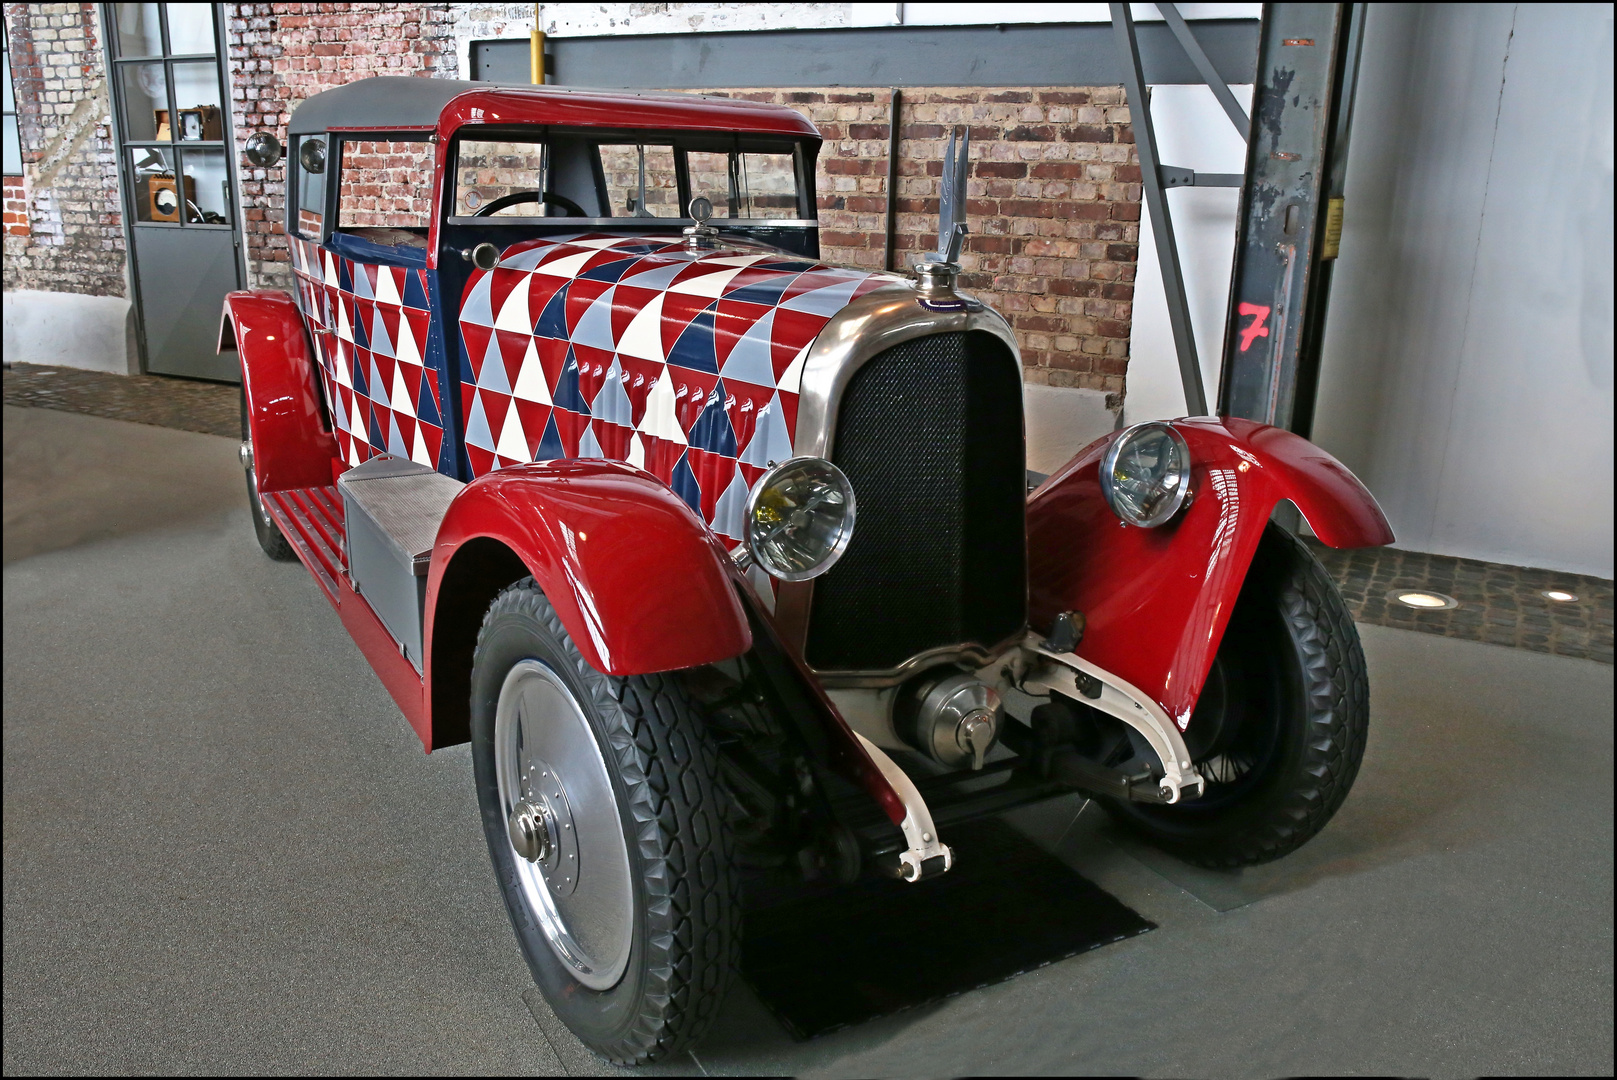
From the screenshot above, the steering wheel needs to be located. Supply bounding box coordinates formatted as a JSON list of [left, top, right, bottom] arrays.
[[473, 190, 588, 218]]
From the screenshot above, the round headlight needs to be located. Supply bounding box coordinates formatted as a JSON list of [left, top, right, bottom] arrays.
[[1100, 422, 1193, 528], [744, 457, 857, 582]]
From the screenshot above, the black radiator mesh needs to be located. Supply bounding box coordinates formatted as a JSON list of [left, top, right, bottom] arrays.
[[805, 331, 1026, 671]]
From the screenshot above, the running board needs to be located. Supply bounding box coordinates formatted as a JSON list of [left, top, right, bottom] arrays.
[[264, 485, 345, 602]]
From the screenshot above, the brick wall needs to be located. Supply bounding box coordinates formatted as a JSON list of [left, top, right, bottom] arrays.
[[3, 174, 26, 235], [336, 138, 435, 227], [711, 87, 1139, 396], [3, 4, 1140, 394], [224, 3, 458, 289], [1, 3, 126, 297]]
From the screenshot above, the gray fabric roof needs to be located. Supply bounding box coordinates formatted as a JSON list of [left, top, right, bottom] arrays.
[[287, 77, 479, 135]]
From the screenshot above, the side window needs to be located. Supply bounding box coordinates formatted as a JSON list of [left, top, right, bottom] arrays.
[[337, 137, 432, 231], [738, 151, 799, 219], [686, 151, 735, 217], [684, 148, 801, 219], [293, 134, 327, 240], [456, 138, 546, 217], [597, 143, 678, 217]]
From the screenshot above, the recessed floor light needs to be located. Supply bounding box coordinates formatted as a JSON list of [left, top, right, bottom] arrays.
[[1388, 589, 1458, 610], [1542, 590, 1579, 603]]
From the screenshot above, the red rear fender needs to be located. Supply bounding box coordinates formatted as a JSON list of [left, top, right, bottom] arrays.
[[1028, 416, 1393, 730], [222, 290, 337, 493], [423, 460, 753, 747]]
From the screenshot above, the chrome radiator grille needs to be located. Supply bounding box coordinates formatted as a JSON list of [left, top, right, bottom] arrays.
[[805, 331, 1027, 673]]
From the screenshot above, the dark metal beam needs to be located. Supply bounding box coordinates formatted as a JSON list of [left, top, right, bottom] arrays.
[[1110, 3, 1207, 416], [470, 20, 1260, 89], [1217, 4, 1362, 433], [883, 88, 901, 272], [1158, 2, 1251, 135]]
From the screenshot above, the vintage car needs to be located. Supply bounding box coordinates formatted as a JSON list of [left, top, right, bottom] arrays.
[[222, 76, 1394, 1063]]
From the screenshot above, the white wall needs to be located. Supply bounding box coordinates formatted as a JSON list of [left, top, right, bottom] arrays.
[[1311, 3, 1615, 578], [1122, 82, 1252, 425], [2, 290, 137, 375]]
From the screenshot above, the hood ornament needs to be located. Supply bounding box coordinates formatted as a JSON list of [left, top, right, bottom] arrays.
[[683, 196, 719, 250], [913, 128, 980, 310]]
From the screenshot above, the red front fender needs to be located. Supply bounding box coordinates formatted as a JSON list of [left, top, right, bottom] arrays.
[[1028, 416, 1393, 730], [425, 459, 752, 689], [221, 290, 336, 493]]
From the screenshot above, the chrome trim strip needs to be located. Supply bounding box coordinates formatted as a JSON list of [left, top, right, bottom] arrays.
[[812, 629, 1026, 689], [777, 278, 1026, 670], [790, 282, 1022, 460]]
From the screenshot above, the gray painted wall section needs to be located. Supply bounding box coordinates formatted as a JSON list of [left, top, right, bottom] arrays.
[[1312, 3, 1614, 578], [472, 20, 1259, 87]]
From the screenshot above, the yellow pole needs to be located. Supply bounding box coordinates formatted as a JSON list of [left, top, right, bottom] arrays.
[[530, 6, 544, 84]]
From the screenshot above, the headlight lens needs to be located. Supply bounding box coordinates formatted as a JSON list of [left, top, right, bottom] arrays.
[[1100, 422, 1193, 527], [744, 457, 857, 581]]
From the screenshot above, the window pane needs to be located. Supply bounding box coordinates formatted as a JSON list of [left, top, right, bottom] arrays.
[[180, 148, 229, 223], [113, 3, 163, 58], [171, 62, 222, 140], [738, 152, 798, 219], [456, 138, 546, 217], [337, 139, 431, 229], [5, 121, 25, 176], [295, 135, 327, 239], [119, 62, 169, 141], [598, 144, 678, 217], [686, 151, 734, 217], [128, 145, 177, 222], [164, 3, 214, 54], [3, 29, 15, 114]]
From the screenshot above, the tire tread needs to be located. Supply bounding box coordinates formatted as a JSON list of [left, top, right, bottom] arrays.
[[473, 579, 740, 1065]]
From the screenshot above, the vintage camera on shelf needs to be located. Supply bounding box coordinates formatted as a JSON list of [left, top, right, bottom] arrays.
[[152, 105, 222, 142], [179, 105, 222, 141]]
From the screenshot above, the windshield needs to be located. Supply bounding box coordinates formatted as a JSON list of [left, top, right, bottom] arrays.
[[449, 131, 810, 223]]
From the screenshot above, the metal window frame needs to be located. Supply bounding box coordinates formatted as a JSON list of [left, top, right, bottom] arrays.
[[101, 2, 245, 374], [104, 3, 236, 232], [2, 20, 22, 177]]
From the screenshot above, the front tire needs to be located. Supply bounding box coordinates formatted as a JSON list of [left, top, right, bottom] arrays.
[[470, 579, 740, 1065], [1105, 523, 1369, 868], [239, 387, 296, 561]]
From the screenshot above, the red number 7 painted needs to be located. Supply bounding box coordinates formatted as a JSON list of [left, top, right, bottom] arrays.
[[1237, 302, 1271, 352]]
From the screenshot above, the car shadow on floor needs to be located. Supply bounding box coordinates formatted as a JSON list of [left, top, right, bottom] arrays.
[[1044, 624, 1604, 912]]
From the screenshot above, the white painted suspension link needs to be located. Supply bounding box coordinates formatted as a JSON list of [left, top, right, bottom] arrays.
[[995, 633, 1207, 804]]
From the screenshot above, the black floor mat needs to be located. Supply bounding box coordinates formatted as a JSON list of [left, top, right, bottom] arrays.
[[740, 816, 1155, 1040]]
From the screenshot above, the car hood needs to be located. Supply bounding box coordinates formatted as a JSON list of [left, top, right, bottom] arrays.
[[456, 232, 898, 538]]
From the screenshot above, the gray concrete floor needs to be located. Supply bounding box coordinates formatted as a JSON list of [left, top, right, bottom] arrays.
[[3, 403, 1612, 1077]]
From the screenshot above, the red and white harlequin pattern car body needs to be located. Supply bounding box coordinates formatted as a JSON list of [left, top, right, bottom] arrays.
[[454, 234, 889, 539], [226, 75, 1394, 888]]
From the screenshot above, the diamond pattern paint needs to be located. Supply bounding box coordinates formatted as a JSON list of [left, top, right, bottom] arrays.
[[457, 233, 892, 539], [289, 236, 449, 473]]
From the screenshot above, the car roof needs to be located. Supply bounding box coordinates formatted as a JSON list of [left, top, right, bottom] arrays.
[[286, 76, 821, 141]]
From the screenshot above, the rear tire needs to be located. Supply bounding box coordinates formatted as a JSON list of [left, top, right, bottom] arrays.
[[470, 578, 740, 1065], [240, 387, 296, 561], [1105, 523, 1369, 868]]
